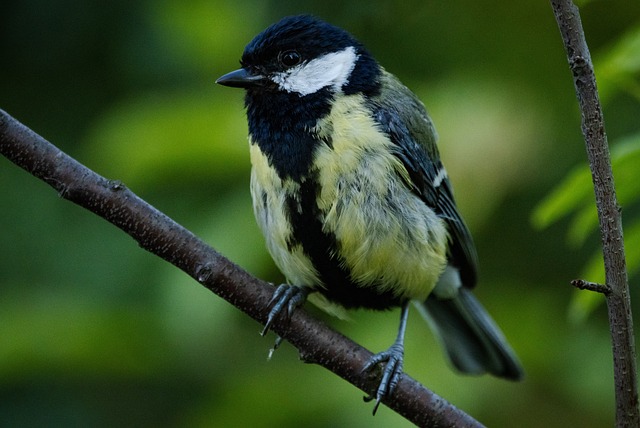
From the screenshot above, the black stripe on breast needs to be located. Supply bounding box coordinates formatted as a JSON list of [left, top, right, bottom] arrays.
[[286, 177, 402, 310], [246, 89, 332, 182]]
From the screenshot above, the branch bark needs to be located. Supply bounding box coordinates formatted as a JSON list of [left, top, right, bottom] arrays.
[[0, 109, 483, 427], [550, 1, 640, 426]]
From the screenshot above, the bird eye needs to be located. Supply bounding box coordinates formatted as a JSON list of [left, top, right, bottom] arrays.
[[279, 50, 301, 67]]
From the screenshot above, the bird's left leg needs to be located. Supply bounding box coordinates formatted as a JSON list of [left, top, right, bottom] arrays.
[[362, 301, 410, 414], [261, 284, 309, 336]]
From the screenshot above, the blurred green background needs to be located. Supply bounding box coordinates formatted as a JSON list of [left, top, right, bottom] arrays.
[[1, 0, 640, 426]]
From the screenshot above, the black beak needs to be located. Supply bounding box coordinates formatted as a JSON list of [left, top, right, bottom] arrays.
[[216, 68, 267, 89]]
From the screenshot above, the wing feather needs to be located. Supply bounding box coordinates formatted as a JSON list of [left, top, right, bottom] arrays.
[[371, 71, 479, 287]]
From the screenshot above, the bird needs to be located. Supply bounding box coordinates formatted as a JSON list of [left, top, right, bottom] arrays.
[[216, 14, 523, 413]]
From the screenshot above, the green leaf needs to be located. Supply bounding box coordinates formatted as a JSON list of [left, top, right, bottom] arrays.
[[536, 134, 640, 321], [595, 25, 640, 103], [533, 134, 640, 233], [531, 165, 593, 230], [568, 217, 640, 322]]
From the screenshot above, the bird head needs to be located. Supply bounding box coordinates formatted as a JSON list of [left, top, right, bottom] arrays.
[[216, 15, 380, 97]]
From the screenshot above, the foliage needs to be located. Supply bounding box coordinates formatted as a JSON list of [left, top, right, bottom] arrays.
[[533, 25, 640, 322], [2, 1, 640, 427]]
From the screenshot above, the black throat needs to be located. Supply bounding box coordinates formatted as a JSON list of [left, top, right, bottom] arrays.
[[245, 88, 333, 182]]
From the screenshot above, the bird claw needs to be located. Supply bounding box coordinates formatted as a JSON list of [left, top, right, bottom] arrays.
[[267, 336, 284, 360], [361, 343, 404, 415], [261, 284, 308, 336]]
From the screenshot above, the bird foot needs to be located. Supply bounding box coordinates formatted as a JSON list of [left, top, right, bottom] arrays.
[[261, 284, 309, 336], [361, 342, 404, 415]]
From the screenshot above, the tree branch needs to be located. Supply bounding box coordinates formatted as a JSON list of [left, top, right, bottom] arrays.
[[550, 1, 640, 426], [571, 279, 611, 296], [0, 109, 483, 427]]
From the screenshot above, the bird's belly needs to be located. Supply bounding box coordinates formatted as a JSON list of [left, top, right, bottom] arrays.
[[314, 145, 449, 302]]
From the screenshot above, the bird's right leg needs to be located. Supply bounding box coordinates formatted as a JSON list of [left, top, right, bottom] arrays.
[[261, 284, 309, 336]]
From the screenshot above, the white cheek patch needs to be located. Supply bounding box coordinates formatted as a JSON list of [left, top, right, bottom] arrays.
[[271, 46, 359, 96]]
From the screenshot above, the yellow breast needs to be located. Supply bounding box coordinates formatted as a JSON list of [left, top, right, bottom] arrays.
[[312, 95, 449, 300]]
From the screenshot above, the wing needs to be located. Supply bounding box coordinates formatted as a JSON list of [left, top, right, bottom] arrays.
[[371, 70, 479, 288]]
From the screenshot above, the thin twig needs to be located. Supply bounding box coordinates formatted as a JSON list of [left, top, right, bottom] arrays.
[[0, 109, 484, 427], [571, 279, 611, 295], [549, 1, 639, 426]]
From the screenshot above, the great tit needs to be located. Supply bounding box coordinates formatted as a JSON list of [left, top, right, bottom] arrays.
[[216, 14, 523, 413]]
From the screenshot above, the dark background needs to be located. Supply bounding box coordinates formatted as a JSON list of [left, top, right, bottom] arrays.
[[2, 1, 640, 426]]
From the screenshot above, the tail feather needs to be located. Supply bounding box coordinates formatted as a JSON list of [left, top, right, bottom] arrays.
[[417, 288, 523, 380]]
